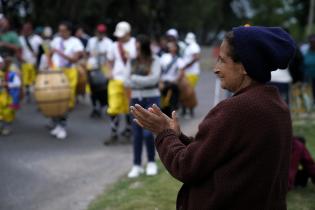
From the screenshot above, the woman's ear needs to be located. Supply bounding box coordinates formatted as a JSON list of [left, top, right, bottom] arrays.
[[239, 64, 247, 75]]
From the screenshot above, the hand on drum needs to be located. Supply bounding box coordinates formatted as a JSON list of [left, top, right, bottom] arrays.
[[130, 104, 181, 136]]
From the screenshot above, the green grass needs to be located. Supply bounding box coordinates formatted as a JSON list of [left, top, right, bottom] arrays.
[[88, 121, 315, 210], [287, 121, 315, 210], [88, 162, 180, 210]]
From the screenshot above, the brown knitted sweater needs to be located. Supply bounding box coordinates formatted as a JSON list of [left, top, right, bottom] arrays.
[[155, 84, 292, 210]]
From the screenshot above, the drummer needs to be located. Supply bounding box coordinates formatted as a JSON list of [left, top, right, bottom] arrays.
[[19, 21, 43, 102], [49, 21, 84, 139], [86, 23, 113, 118], [105, 21, 137, 144]]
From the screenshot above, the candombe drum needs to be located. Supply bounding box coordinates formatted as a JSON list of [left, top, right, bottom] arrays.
[[178, 76, 198, 108], [76, 62, 87, 96], [34, 71, 71, 117]]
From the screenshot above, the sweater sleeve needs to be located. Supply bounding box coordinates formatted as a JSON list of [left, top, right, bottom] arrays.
[[155, 102, 241, 184], [179, 132, 193, 145]]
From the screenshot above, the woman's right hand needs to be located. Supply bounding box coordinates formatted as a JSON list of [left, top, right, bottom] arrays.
[[149, 104, 181, 137]]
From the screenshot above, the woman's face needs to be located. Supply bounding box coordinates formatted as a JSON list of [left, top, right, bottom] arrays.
[[167, 42, 177, 55], [59, 25, 70, 39], [214, 39, 247, 92]]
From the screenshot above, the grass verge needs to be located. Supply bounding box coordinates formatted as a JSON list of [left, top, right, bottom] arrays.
[[88, 122, 315, 210]]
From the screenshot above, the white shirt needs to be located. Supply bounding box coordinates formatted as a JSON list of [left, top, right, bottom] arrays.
[[300, 43, 309, 55], [51, 36, 84, 68], [8, 73, 21, 88], [107, 37, 137, 82], [182, 42, 201, 75], [86, 36, 113, 69], [160, 53, 182, 82], [19, 34, 43, 64], [38, 39, 51, 71], [178, 40, 188, 57], [271, 68, 292, 83]]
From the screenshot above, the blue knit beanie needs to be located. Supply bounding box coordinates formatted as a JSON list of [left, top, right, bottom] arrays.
[[232, 26, 296, 83]]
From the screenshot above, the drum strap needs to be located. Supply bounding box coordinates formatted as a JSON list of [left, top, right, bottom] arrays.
[[118, 41, 127, 65], [24, 35, 35, 53], [162, 56, 178, 74]]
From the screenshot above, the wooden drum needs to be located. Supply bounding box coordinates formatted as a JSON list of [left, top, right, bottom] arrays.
[[34, 71, 71, 117], [76, 63, 87, 96], [178, 76, 198, 108]]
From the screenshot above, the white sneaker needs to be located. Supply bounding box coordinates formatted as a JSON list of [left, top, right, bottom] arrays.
[[50, 125, 61, 136], [146, 162, 158, 176], [127, 165, 144, 178], [56, 126, 67, 140]]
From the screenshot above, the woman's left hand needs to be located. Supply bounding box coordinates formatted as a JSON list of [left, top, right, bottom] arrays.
[[130, 104, 181, 136]]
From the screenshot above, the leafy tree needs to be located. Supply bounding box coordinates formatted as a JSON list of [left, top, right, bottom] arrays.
[[0, 0, 312, 42]]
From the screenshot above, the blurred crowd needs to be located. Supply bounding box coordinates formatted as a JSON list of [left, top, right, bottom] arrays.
[[0, 15, 201, 177], [1, 13, 315, 182]]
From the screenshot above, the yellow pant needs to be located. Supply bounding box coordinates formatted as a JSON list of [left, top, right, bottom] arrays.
[[22, 63, 36, 86], [186, 74, 199, 88], [107, 80, 129, 115], [0, 91, 15, 123], [63, 67, 78, 109]]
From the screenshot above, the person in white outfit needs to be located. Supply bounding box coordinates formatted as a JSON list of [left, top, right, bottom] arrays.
[[49, 21, 84, 140], [270, 68, 292, 104], [19, 21, 42, 102], [159, 41, 183, 117], [86, 24, 112, 118], [180, 32, 201, 118], [105, 21, 137, 144]]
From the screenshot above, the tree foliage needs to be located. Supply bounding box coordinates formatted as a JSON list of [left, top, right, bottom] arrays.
[[0, 0, 312, 42]]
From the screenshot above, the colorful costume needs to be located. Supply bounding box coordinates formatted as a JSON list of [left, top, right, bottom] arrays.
[[0, 68, 21, 130]]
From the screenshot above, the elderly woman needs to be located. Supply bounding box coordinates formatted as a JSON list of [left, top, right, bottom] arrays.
[[131, 26, 295, 210]]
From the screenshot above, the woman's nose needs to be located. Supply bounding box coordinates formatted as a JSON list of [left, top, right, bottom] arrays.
[[213, 66, 219, 74]]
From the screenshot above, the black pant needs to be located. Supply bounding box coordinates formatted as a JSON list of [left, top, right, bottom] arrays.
[[52, 115, 67, 127], [90, 88, 107, 109]]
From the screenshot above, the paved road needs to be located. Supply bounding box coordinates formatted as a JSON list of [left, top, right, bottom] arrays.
[[0, 48, 224, 210]]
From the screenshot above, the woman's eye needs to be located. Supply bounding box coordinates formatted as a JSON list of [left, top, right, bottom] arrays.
[[217, 57, 223, 63]]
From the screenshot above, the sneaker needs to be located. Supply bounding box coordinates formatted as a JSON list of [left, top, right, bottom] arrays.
[[50, 125, 61, 136], [45, 120, 56, 130], [56, 126, 67, 140], [121, 129, 132, 138], [1, 126, 11, 136], [95, 110, 102, 118], [90, 109, 99, 118], [128, 165, 144, 178], [104, 134, 118, 145], [146, 162, 158, 176]]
